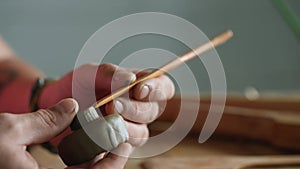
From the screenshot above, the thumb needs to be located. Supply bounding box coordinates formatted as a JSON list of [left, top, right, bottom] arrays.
[[19, 98, 78, 145]]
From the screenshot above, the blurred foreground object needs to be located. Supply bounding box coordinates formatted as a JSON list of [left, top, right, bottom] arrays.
[[154, 93, 300, 150], [142, 156, 300, 169]]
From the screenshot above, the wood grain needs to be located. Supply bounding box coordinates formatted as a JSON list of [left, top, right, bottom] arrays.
[[142, 156, 300, 169], [153, 95, 300, 150]]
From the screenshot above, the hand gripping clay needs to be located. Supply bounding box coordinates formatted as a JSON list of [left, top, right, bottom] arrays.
[[58, 113, 129, 166]]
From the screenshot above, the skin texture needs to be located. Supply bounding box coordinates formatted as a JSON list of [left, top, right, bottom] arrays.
[[0, 37, 175, 168], [0, 99, 132, 169], [38, 63, 175, 148]]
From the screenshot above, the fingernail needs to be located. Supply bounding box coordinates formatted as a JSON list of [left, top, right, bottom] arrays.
[[115, 100, 124, 114], [57, 98, 79, 114], [139, 84, 150, 99]]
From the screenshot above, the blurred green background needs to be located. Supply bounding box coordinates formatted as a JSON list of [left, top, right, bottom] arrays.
[[0, 0, 299, 94]]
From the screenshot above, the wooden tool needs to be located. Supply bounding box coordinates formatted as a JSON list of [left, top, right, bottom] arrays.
[[141, 156, 300, 169]]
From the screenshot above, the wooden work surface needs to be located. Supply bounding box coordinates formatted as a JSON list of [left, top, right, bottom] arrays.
[[31, 134, 288, 169], [31, 94, 300, 168]]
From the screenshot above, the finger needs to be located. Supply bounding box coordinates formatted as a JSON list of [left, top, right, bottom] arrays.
[[17, 98, 78, 145], [106, 98, 160, 123], [91, 143, 132, 169], [125, 121, 148, 146], [132, 74, 175, 101], [95, 63, 136, 92], [0, 145, 39, 169]]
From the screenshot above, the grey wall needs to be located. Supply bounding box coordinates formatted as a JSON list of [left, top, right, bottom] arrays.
[[0, 0, 299, 94]]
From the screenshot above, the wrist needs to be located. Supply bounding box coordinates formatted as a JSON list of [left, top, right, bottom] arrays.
[[37, 76, 73, 151], [32, 78, 59, 109], [29, 78, 56, 111], [38, 75, 72, 109], [0, 78, 34, 113]]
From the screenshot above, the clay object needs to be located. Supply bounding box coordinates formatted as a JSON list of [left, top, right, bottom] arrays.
[[58, 114, 129, 166]]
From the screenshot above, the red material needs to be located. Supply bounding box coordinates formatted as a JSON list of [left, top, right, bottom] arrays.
[[0, 79, 33, 113]]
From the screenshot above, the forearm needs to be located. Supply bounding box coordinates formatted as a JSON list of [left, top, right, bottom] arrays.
[[0, 57, 46, 113], [0, 36, 47, 113]]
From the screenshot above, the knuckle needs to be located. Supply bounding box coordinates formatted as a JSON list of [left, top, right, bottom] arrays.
[[158, 101, 167, 116], [139, 126, 149, 145], [127, 100, 138, 117], [161, 75, 175, 99], [0, 113, 23, 137], [168, 82, 175, 99], [138, 102, 158, 123], [34, 109, 57, 128], [147, 102, 159, 123], [142, 126, 149, 139], [99, 63, 116, 72], [127, 124, 149, 146]]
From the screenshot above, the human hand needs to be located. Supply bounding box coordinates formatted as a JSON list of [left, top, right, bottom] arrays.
[[39, 63, 175, 147], [0, 99, 132, 169]]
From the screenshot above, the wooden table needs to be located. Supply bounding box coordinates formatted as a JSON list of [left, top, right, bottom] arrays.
[[31, 95, 300, 168], [31, 134, 286, 169]]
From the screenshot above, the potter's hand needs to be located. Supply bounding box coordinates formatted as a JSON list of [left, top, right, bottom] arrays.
[[0, 99, 132, 169], [39, 63, 175, 146]]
